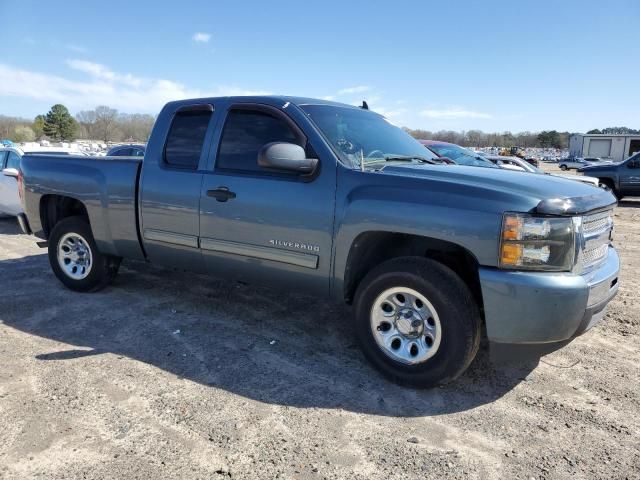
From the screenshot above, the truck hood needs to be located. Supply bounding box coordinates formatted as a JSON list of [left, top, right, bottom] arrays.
[[579, 162, 623, 173], [379, 163, 617, 215]]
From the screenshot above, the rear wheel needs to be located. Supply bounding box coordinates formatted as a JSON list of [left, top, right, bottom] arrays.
[[354, 257, 481, 388], [48, 216, 120, 292], [560, 164, 568, 171]]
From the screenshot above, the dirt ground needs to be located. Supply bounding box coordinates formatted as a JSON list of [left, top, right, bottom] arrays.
[[1, 166, 639, 479]]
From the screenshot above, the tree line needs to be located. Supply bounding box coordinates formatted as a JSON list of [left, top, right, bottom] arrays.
[[0, 104, 155, 143], [1, 103, 638, 148], [403, 128, 570, 149]]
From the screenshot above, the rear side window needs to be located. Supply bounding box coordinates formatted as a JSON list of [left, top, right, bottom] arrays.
[[6, 152, 21, 170], [164, 110, 212, 169], [216, 109, 299, 173]]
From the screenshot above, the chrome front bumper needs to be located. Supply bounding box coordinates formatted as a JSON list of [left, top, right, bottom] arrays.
[[479, 247, 620, 344]]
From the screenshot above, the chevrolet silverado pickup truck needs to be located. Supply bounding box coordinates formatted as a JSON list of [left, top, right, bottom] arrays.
[[578, 152, 640, 199], [4, 96, 620, 388]]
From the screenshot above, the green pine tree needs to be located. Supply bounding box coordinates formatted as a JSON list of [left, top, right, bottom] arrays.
[[32, 114, 46, 139], [42, 104, 77, 141]]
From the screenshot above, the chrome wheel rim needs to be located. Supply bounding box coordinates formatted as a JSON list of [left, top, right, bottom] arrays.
[[57, 232, 93, 280], [370, 287, 442, 365]]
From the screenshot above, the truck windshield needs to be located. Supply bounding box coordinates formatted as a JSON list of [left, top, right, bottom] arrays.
[[300, 104, 439, 168]]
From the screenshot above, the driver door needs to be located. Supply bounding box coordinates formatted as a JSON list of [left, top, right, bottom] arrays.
[[199, 103, 337, 296]]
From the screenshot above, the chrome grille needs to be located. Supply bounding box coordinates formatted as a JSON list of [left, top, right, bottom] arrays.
[[580, 210, 613, 270], [583, 210, 613, 236]]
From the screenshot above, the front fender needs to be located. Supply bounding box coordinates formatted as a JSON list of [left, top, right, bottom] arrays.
[[331, 183, 503, 300]]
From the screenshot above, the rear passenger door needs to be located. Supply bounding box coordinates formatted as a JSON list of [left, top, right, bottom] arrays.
[[139, 104, 216, 272], [199, 103, 337, 295]]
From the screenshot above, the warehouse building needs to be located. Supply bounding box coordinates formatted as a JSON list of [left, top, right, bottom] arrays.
[[569, 133, 640, 162]]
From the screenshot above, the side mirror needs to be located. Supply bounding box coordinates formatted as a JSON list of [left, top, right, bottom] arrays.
[[2, 168, 19, 178], [628, 160, 639, 169], [258, 142, 318, 174]]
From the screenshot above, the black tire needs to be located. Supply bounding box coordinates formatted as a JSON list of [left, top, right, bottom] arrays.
[[560, 164, 568, 171], [48, 216, 121, 292], [354, 257, 481, 388]]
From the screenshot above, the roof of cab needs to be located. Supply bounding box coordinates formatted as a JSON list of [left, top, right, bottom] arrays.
[[163, 95, 366, 111]]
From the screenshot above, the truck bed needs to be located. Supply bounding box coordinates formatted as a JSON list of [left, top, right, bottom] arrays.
[[20, 154, 146, 260]]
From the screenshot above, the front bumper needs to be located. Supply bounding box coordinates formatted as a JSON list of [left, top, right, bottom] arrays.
[[479, 247, 619, 343]]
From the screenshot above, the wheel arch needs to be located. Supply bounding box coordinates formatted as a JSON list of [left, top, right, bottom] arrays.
[[40, 194, 90, 239], [341, 231, 484, 317]]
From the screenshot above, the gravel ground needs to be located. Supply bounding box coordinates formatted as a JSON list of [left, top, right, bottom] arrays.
[[1, 167, 639, 479]]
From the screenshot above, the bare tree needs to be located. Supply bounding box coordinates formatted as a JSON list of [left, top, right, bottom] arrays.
[[75, 110, 97, 139], [94, 106, 119, 142]]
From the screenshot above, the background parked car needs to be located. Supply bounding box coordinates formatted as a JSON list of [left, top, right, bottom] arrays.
[[578, 152, 640, 199], [0, 147, 23, 216], [106, 144, 146, 157], [0, 147, 86, 216], [487, 155, 601, 187], [559, 157, 611, 171], [419, 140, 498, 168]]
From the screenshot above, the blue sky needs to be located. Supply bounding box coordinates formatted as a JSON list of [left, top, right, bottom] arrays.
[[1, 0, 638, 132]]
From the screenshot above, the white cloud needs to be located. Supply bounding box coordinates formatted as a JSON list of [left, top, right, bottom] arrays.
[[192, 32, 211, 43], [420, 108, 492, 120], [66, 44, 88, 53], [0, 62, 270, 113], [337, 85, 371, 95], [66, 59, 143, 87], [376, 107, 408, 118]]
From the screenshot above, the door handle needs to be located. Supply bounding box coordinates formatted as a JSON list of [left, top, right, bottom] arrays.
[[207, 186, 236, 202]]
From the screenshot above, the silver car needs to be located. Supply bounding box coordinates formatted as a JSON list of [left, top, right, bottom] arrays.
[[559, 157, 611, 171], [488, 155, 602, 187]]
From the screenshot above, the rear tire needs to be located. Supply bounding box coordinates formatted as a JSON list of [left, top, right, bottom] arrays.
[[48, 216, 120, 292], [560, 164, 568, 171], [353, 257, 481, 388]]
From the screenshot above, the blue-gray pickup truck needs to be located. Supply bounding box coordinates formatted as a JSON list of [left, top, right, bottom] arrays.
[[578, 152, 640, 200], [6, 96, 620, 388]]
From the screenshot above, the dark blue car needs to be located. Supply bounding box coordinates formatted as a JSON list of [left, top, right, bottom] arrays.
[[106, 144, 146, 157]]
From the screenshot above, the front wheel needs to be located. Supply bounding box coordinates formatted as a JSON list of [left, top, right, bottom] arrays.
[[354, 257, 481, 388], [560, 164, 568, 171], [48, 216, 120, 292]]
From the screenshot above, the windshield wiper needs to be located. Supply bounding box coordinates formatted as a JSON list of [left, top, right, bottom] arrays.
[[382, 155, 437, 164]]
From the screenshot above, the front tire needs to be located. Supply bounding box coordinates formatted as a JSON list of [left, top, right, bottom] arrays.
[[560, 164, 568, 171], [354, 257, 481, 388], [48, 216, 120, 292]]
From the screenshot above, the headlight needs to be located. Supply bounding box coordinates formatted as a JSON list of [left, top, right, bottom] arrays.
[[500, 213, 576, 271]]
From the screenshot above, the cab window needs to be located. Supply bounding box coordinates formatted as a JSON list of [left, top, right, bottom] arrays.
[[216, 109, 300, 173]]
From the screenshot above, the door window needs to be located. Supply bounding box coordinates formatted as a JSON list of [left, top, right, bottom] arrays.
[[164, 110, 212, 169], [216, 109, 300, 173], [0, 151, 7, 169]]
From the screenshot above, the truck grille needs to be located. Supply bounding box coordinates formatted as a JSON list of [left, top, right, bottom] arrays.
[[580, 210, 613, 270]]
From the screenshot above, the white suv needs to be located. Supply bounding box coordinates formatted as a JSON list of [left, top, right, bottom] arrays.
[[559, 157, 611, 171]]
